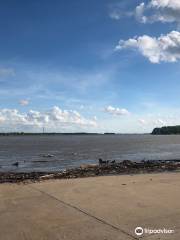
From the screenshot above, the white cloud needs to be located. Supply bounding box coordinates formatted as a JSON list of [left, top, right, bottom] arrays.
[[104, 105, 130, 116], [19, 99, 29, 106], [0, 106, 97, 132], [138, 118, 166, 126], [0, 116, 5, 123], [135, 3, 148, 23], [135, 0, 180, 24], [139, 118, 147, 125], [154, 118, 166, 125], [109, 9, 133, 20], [115, 31, 180, 63], [109, 0, 180, 24], [109, 2, 134, 20], [0, 68, 15, 77]]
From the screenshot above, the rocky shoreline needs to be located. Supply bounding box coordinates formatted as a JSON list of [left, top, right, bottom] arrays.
[[1, 159, 180, 183]]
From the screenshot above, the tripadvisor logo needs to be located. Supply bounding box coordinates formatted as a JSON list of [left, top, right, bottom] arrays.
[[135, 226, 175, 236], [135, 227, 143, 236]]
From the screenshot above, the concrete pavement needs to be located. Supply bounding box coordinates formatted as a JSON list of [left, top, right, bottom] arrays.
[[0, 172, 180, 239]]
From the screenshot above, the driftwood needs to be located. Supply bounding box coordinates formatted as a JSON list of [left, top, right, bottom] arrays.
[[1, 159, 180, 183]]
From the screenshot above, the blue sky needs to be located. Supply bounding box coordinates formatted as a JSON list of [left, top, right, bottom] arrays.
[[1, 0, 180, 133]]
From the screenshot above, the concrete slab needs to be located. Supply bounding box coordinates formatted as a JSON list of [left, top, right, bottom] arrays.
[[0, 183, 133, 240], [0, 172, 180, 239]]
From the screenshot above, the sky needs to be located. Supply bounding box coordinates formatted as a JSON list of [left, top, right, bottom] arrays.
[[1, 0, 180, 133]]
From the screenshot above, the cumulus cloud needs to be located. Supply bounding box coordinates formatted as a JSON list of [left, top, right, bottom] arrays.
[[138, 117, 166, 127], [19, 99, 29, 106], [109, 0, 180, 24], [135, 0, 180, 24], [0, 106, 97, 132], [115, 31, 180, 63], [104, 106, 130, 116]]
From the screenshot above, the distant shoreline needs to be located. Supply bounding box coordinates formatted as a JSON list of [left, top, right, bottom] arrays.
[[152, 125, 180, 135], [0, 132, 150, 136], [0, 132, 102, 136]]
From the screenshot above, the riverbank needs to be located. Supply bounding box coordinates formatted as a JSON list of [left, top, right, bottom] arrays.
[[0, 172, 180, 239], [1, 159, 180, 183]]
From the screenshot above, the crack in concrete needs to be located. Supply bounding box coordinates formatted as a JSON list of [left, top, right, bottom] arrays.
[[29, 185, 138, 240]]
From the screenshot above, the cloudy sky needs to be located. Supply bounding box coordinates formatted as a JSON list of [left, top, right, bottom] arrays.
[[1, 0, 180, 133]]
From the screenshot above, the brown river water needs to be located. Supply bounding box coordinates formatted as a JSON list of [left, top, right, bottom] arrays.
[[1, 134, 180, 172]]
